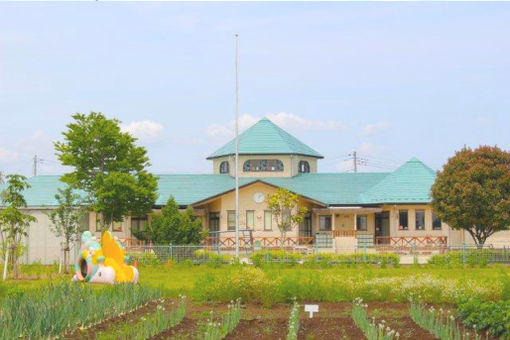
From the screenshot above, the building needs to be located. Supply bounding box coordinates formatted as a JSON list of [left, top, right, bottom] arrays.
[[4, 118, 509, 264]]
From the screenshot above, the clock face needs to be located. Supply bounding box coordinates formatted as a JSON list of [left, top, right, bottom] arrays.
[[253, 192, 265, 203]]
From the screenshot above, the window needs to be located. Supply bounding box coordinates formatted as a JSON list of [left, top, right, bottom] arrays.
[[399, 210, 409, 230], [227, 211, 236, 231], [298, 160, 310, 173], [243, 159, 284, 172], [432, 213, 442, 230], [112, 223, 123, 232], [131, 216, 147, 234], [219, 161, 229, 174], [209, 212, 220, 232], [415, 210, 425, 230], [246, 210, 254, 229], [264, 210, 272, 231], [356, 215, 368, 231], [319, 216, 332, 231]]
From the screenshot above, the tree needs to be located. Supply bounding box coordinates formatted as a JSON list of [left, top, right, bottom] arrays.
[[431, 146, 510, 247], [47, 186, 86, 273], [138, 197, 204, 245], [266, 188, 307, 245], [55, 112, 158, 231], [0, 174, 36, 279]]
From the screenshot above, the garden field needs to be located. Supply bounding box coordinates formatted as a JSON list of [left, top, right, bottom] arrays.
[[1, 260, 510, 339]]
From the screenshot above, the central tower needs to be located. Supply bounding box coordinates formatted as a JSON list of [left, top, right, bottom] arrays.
[[207, 118, 323, 177]]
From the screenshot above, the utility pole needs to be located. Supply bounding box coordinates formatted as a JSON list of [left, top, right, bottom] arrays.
[[33, 154, 38, 177], [234, 33, 240, 258]]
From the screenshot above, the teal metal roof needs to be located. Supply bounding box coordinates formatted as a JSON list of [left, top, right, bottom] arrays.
[[207, 118, 324, 159], [361, 158, 436, 204], [1, 158, 435, 207]]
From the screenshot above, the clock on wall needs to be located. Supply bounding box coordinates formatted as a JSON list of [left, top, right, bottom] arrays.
[[253, 192, 265, 203]]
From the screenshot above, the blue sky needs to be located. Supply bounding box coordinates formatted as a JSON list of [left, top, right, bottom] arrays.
[[0, 2, 509, 176]]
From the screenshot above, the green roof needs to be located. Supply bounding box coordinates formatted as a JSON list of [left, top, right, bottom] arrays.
[[207, 118, 323, 159], [2, 158, 436, 208], [361, 157, 436, 204]]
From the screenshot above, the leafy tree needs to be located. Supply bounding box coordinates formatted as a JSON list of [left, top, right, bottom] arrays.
[[138, 197, 204, 245], [431, 146, 510, 246], [47, 187, 86, 273], [266, 188, 307, 245], [55, 112, 158, 231], [0, 174, 36, 279]]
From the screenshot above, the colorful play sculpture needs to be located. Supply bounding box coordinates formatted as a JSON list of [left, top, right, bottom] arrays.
[[72, 231, 139, 284]]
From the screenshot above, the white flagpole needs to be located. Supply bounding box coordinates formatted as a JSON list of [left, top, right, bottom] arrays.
[[234, 34, 240, 258]]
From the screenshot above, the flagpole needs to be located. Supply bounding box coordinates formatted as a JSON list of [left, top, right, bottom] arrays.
[[234, 33, 240, 259]]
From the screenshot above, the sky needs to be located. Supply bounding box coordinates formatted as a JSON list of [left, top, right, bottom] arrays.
[[0, 2, 509, 177]]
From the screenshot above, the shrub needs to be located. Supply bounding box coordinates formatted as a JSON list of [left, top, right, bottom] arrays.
[[194, 250, 232, 266], [456, 298, 510, 338], [250, 250, 303, 267], [303, 253, 399, 267], [128, 251, 161, 265], [428, 249, 510, 267]]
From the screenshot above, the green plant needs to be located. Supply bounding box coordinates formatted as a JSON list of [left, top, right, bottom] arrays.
[[456, 298, 510, 338], [428, 249, 510, 267], [102, 295, 187, 340], [351, 298, 399, 339], [410, 300, 481, 340], [201, 298, 242, 340], [286, 300, 300, 340], [250, 250, 303, 267], [0, 281, 161, 339], [194, 250, 232, 267]]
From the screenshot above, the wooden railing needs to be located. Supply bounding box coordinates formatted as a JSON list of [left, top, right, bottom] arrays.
[[203, 236, 314, 248], [375, 236, 447, 247]]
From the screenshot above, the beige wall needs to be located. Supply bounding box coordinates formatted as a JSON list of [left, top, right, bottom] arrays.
[[197, 182, 318, 238], [212, 154, 318, 178]]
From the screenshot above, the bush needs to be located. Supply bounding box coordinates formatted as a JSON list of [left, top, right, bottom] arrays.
[[194, 250, 232, 267], [128, 251, 161, 265], [250, 250, 303, 267], [303, 253, 399, 267], [427, 249, 510, 267], [191, 267, 502, 306], [456, 298, 510, 337]]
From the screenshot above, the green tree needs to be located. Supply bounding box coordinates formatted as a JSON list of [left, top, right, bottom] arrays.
[[266, 188, 307, 245], [431, 146, 510, 246], [139, 197, 204, 245], [0, 174, 36, 279], [47, 187, 86, 273], [55, 112, 158, 231]]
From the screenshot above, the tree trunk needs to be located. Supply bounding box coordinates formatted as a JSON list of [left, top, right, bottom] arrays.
[[11, 243, 19, 280], [64, 247, 70, 274]]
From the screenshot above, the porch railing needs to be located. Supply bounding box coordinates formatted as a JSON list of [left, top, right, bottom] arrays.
[[332, 230, 357, 237], [375, 236, 447, 247]]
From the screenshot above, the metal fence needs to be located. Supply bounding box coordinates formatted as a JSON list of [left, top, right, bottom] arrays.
[[124, 243, 510, 265]]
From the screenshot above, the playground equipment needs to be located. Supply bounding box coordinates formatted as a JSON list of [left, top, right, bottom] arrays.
[[72, 231, 139, 284]]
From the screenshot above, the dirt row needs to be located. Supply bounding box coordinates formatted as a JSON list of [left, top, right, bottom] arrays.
[[67, 300, 439, 339]]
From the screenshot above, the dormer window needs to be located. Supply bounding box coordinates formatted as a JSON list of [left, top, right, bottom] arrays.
[[219, 161, 229, 174], [298, 160, 310, 173], [243, 159, 284, 172]]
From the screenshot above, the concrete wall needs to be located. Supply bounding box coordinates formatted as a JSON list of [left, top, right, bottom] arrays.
[[212, 155, 318, 177]]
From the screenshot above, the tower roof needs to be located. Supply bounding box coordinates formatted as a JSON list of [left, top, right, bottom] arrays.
[[207, 118, 324, 159]]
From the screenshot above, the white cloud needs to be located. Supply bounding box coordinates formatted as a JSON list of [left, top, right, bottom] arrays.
[[360, 121, 389, 137], [0, 147, 18, 162], [121, 120, 163, 142], [206, 112, 347, 139]]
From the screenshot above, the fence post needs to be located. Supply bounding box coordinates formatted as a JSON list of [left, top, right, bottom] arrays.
[[462, 242, 466, 267], [169, 243, 173, 262], [363, 244, 367, 264]]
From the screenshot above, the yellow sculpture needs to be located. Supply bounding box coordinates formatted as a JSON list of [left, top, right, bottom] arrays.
[[72, 231, 139, 284]]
